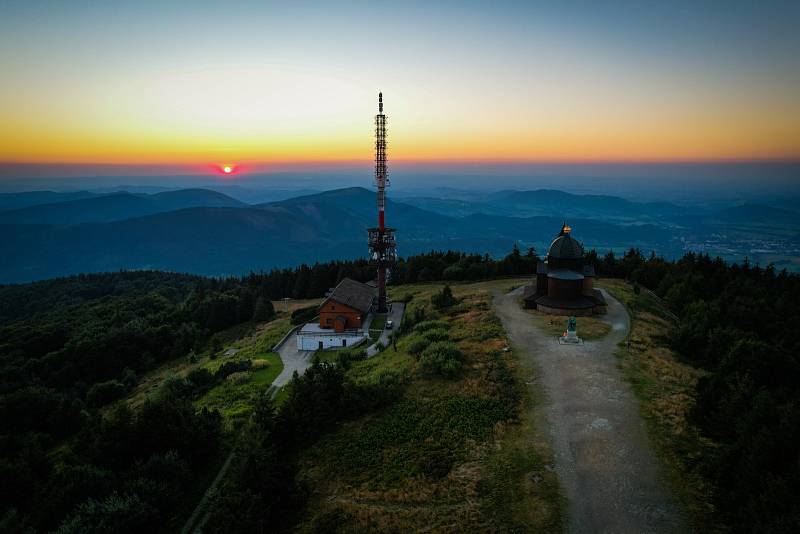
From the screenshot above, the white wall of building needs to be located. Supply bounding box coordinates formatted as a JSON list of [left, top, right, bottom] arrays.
[[297, 332, 367, 351]]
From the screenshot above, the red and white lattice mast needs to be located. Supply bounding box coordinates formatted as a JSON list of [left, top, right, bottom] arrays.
[[368, 92, 396, 313]]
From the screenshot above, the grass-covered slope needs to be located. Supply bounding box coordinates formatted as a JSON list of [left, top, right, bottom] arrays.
[[292, 279, 563, 532]]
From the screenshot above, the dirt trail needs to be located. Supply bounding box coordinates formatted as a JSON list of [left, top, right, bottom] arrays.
[[493, 288, 685, 533]]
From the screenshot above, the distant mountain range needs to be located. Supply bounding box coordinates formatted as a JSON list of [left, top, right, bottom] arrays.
[[0, 190, 98, 211], [0, 186, 797, 283], [399, 189, 693, 220], [0, 189, 243, 225]]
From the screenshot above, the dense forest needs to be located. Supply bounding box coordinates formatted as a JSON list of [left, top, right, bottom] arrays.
[[594, 249, 800, 532], [1, 246, 798, 531]]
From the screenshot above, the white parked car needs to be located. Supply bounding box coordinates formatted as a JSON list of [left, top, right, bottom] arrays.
[[385, 320, 394, 330]]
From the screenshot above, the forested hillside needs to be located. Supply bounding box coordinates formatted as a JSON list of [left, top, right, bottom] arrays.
[[0, 249, 535, 532], [1, 247, 798, 531], [595, 250, 800, 532]]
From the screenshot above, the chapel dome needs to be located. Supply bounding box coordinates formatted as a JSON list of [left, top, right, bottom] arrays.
[[547, 223, 584, 260]]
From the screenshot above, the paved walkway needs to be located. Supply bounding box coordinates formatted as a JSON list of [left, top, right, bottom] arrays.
[[493, 287, 685, 534], [366, 302, 405, 357], [271, 329, 315, 390]]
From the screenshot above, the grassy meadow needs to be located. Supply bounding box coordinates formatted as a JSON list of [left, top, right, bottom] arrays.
[[293, 278, 563, 532]]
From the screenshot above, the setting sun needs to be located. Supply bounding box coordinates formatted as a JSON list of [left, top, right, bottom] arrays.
[[222, 165, 233, 174]]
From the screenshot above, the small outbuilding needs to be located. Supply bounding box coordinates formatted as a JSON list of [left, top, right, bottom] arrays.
[[523, 223, 607, 316]]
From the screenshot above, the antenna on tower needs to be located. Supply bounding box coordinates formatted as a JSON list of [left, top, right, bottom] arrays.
[[367, 91, 396, 313]]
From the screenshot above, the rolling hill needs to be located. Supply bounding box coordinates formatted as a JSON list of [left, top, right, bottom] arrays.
[[0, 187, 676, 283], [0, 190, 98, 211], [0, 188, 244, 225], [710, 203, 800, 225], [399, 188, 694, 220]]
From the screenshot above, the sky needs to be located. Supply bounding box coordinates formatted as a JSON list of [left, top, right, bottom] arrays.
[[1, 0, 799, 178]]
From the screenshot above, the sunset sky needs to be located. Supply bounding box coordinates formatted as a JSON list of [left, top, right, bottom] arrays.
[[1, 0, 799, 176]]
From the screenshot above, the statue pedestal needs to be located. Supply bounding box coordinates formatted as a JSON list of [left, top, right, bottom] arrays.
[[559, 324, 583, 345], [559, 333, 582, 344]]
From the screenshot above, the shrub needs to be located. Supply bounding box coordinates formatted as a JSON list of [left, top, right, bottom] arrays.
[[421, 328, 449, 343], [56, 493, 158, 534], [378, 369, 409, 386], [158, 375, 193, 399], [86, 380, 128, 409], [431, 285, 457, 309], [399, 305, 427, 335], [215, 359, 253, 380], [413, 320, 451, 333], [418, 341, 463, 378], [336, 349, 367, 368], [406, 336, 428, 355], [186, 368, 215, 392], [290, 305, 317, 326], [226, 372, 252, 384]]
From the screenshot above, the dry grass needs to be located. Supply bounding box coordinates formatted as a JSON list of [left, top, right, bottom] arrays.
[[598, 279, 721, 532], [271, 297, 322, 314], [295, 279, 562, 533]]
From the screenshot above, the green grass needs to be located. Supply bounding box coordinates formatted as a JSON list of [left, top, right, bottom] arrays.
[[345, 346, 414, 385], [193, 317, 292, 424], [369, 313, 387, 331], [196, 351, 283, 423], [295, 279, 563, 532], [480, 424, 564, 532], [314, 395, 507, 484]]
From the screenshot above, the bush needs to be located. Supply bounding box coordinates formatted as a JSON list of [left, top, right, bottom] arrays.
[[399, 305, 427, 335], [215, 360, 253, 380], [158, 375, 193, 399], [290, 305, 317, 326], [56, 493, 158, 534], [252, 297, 275, 322], [336, 349, 367, 368], [421, 328, 449, 343], [418, 341, 463, 378], [406, 336, 428, 355], [413, 320, 451, 333], [186, 368, 216, 393], [431, 285, 457, 309], [86, 380, 128, 409]]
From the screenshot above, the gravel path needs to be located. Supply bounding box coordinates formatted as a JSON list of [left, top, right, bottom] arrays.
[[493, 287, 685, 533]]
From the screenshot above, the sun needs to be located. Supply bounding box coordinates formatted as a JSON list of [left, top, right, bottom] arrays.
[[223, 165, 232, 174]]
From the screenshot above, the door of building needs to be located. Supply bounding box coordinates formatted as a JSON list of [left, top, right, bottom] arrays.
[[318, 341, 323, 350]]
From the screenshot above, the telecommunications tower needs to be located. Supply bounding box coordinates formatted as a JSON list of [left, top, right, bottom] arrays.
[[368, 92, 396, 313]]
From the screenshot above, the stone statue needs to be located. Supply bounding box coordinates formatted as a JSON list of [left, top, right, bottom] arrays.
[[560, 316, 582, 345]]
